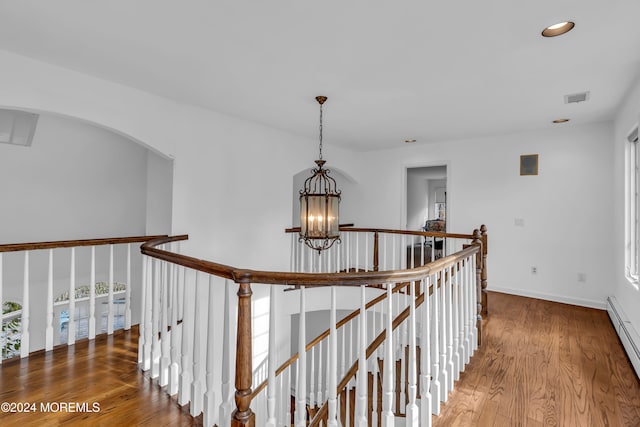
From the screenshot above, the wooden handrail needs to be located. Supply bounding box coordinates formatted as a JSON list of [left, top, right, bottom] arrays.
[[285, 226, 474, 241], [0, 235, 169, 253], [142, 235, 479, 287]]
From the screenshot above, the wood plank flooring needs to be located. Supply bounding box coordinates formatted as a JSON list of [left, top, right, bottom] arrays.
[[1, 291, 639, 426], [433, 292, 640, 427], [0, 327, 200, 426]]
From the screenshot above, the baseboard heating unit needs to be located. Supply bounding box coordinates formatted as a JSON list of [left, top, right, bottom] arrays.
[[606, 296, 640, 379]]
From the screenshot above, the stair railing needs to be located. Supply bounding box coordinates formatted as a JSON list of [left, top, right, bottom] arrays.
[[139, 225, 487, 426], [0, 235, 166, 363]]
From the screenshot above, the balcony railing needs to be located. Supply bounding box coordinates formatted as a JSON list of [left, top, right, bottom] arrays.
[[138, 225, 488, 426]]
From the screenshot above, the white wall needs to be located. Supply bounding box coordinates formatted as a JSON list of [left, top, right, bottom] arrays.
[[146, 151, 173, 235], [0, 114, 148, 243], [613, 74, 640, 331], [352, 122, 614, 309]]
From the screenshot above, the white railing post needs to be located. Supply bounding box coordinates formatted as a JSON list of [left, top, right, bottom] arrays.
[[327, 287, 338, 427], [45, 249, 54, 351], [439, 267, 449, 401], [219, 280, 234, 427], [107, 244, 114, 335], [446, 265, 455, 393], [452, 263, 461, 381], [125, 243, 132, 330], [204, 275, 219, 427], [309, 346, 316, 409], [266, 285, 278, 427], [405, 274, 419, 426], [151, 259, 161, 378], [317, 340, 324, 405], [381, 282, 395, 427], [431, 271, 441, 415], [168, 264, 180, 395], [472, 254, 479, 351], [296, 286, 307, 427], [464, 256, 472, 364], [458, 260, 467, 371], [20, 251, 30, 357], [89, 246, 96, 340], [420, 277, 433, 427], [67, 248, 76, 346], [143, 256, 153, 371], [190, 272, 204, 417], [159, 261, 170, 387], [178, 270, 191, 403], [355, 285, 368, 427]]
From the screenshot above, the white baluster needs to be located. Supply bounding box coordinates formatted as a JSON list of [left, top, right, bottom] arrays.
[[125, 243, 132, 330], [107, 244, 114, 335], [452, 263, 461, 381], [471, 256, 482, 354], [160, 262, 170, 387], [327, 286, 338, 426], [143, 257, 153, 371], [340, 320, 346, 380], [169, 265, 180, 395], [464, 257, 472, 364], [355, 285, 368, 426], [296, 286, 307, 427], [20, 251, 30, 357], [140, 256, 151, 370], [309, 346, 316, 409], [317, 340, 324, 404], [204, 275, 219, 427], [218, 280, 234, 427], [439, 268, 449, 402], [431, 272, 441, 415], [420, 277, 433, 427], [68, 248, 76, 346], [151, 260, 161, 378], [89, 246, 96, 340], [266, 285, 278, 427], [45, 249, 54, 351], [381, 283, 395, 427], [286, 366, 292, 427], [458, 260, 466, 371], [405, 271, 419, 426], [190, 272, 204, 416]]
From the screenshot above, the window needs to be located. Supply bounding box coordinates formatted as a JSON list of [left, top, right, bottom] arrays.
[[626, 126, 639, 287]]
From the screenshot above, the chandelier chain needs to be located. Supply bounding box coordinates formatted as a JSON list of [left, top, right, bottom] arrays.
[[319, 103, 323, 160]]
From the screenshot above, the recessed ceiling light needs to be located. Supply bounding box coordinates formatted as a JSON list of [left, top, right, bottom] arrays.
[[404, 139, 417, 143], [552, 118, 570, 123], [542, 21, 575, 37]]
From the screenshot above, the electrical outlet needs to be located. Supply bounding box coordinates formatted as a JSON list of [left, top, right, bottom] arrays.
[[531, 266, 537, 274]]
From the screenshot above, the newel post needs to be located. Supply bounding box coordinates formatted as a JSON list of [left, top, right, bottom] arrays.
[[471, 229, 483, 346], [232, 282, 255, 427], [373, 231, 380, 271], [480, 224, 488, 315]]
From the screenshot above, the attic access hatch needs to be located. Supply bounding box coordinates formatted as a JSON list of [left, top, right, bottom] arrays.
[[0, 109, 39, 147]]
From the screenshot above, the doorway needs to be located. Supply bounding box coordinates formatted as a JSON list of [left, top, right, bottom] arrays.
[[406, 165, 447, 232]]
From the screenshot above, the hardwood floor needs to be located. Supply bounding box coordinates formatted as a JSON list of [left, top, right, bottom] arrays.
[[433, 292, 640, 427], [0, 327, 201, 426], [1, 291, 639, 426]]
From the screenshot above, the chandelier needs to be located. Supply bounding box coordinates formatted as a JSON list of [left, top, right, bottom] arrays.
[[299, 96, 341, 253]]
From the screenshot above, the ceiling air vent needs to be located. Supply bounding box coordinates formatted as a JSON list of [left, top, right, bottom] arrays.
[[564, 91, 590, 104], [0, 109, 39, 147]]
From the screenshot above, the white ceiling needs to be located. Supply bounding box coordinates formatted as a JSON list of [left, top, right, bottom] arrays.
[[1, 1, 639, 151]]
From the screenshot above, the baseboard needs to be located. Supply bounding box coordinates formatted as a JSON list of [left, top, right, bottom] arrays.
[[606, 296, 640, 380], [488, 286, 607, 310]]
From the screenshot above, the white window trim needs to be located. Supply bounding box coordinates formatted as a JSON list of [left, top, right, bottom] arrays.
[[626, 125, 640, 288]]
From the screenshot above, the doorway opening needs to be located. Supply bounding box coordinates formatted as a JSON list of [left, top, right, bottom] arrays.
[[406, 165, 447, 232]]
